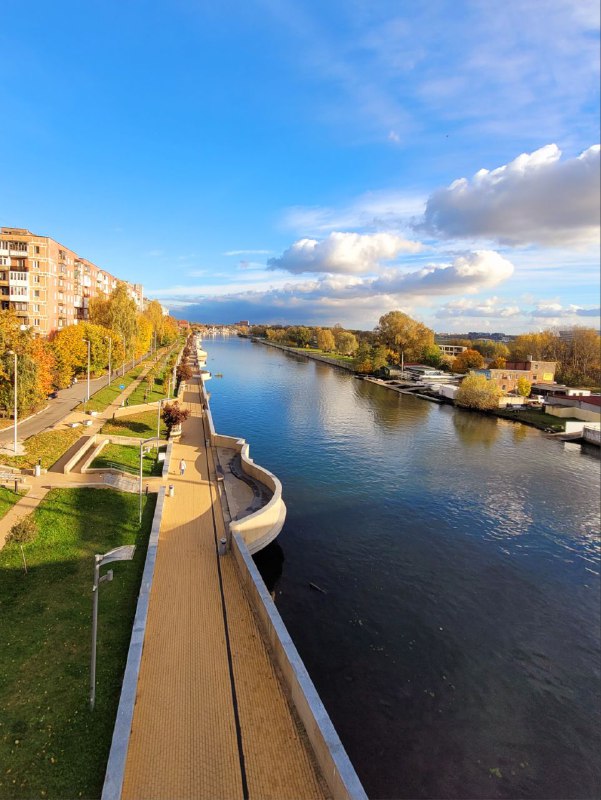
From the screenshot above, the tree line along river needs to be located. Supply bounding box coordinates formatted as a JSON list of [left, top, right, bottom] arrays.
[[205, 336, 600, 800]]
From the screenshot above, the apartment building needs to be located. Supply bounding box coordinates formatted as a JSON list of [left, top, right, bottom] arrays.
[[0, 227, 143, 336], [476, 357, 557, 393]]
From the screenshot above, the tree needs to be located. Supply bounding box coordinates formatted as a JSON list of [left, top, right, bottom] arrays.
[[456, 374, 503, 410], [144, 299, 165, 344], [422, 344, 444, 367], [335, 331, 358, 356], [516, 376, 532, 397], [177, 362, 193, 383], [6, 514, 39, 573], [488, 356, 506, 369], [375, 311, 434, 363], [371, 345, 390, 371], [90, 283, 138, 356], [161, 402, 190, 429], [316, 328, 335, 352], [353, 343, 373, 373], [452, 349, 485, 373]]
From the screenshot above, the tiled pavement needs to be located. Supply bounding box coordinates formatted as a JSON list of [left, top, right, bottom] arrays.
[[121, 379, 328, 800]]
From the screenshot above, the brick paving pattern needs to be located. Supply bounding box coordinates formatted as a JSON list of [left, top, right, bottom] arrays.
[[121, 380, 328, 800]]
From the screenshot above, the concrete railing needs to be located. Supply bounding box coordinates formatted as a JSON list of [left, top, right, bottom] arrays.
[[583, 425, 601, 445], [63, 434, 98, 474], [112, 400, 164, 419], [102, 487, 167, 800], [231, 532, 367, 800], [199, 380, 286, 554]]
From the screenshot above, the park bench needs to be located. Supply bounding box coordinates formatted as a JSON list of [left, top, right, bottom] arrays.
[[0, 472, 26, 492]]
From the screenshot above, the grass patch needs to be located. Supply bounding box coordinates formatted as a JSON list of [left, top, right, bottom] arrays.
[[291, 347, 354, 364], [100, 411, 167, 440], [91, 443, 165, 477], [0, 487, 156, 799], [74, 367, 144, 414], [0, 429, 84, 471], [0, 487, 26, 521], [494, 408, 565, 431]]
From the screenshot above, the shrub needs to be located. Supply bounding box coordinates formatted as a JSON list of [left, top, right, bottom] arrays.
[[7, 514, 38, 545], [161, 402, 190, 429], [176, 363, 193, 382]]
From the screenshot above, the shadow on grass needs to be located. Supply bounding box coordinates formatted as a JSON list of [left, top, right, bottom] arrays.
[[0, 487, 157, 800]]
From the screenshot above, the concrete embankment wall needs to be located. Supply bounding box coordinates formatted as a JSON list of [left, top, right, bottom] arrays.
[[196, 362, 367, 800], [198, 376, 286, 554]]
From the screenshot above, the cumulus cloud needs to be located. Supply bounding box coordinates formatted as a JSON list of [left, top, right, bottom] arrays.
[[436, 297, 520, 319], [158, 250, 513, 315], [267, 231, 423, 274], [420, 144, 600, 247], [531, 301, 601, 319]]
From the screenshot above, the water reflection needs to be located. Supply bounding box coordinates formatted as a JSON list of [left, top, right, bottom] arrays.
[[452, 409, 500, 447], [353, 379, 431, 428], [206, 337, 601, 800], [253, 540, 284, 593]]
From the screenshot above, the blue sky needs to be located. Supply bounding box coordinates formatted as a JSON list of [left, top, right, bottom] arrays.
[[1, 0, 599, 333]]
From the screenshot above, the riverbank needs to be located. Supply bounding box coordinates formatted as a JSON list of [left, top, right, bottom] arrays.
[[252, 337, 355, 371], [255, 338, 568, 434]]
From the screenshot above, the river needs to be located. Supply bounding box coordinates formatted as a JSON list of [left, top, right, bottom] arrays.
[[204, 336, 600, 800]]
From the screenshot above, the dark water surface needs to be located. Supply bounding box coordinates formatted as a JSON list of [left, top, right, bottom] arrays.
[[205, 337, 600, 800]]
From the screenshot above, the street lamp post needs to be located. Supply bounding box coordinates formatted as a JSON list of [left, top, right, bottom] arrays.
[[90, 545, 136, 710], [106, 336, 112, 386], [83, 338, 91, 405], [139, 436, 162, 523], [7, 351, 18, 453], [156, 398, 163, 443]]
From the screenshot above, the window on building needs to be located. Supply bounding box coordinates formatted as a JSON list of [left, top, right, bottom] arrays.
[[33, 304, 40, 312], [34, 246, 40, 254], [34, 290, 40, 298], [32, 260, 40, 268], [34, 319, 40, 326]]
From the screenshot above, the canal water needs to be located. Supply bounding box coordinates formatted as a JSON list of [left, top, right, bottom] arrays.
[[205, 337, 600, 800]]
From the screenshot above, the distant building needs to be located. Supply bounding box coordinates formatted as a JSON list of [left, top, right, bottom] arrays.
[[437, 344, 467, 356], [236, 320, 250, 327], [0, 227, 143, 336], [475, 356, 557, 393]]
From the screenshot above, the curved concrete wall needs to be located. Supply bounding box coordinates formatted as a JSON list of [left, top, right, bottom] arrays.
[[197, 355, 286, 554]]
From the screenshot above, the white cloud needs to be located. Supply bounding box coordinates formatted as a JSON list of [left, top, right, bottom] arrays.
[[436, 297, 520, 319], [268, 231, 423, 274], [281, 190, 426, 235], [420, 144, 601, 247]]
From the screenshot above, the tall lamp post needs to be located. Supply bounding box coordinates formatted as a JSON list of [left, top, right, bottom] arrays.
[[90, 545, 136, 710], [83, 338, 91, 405], [7, 350, 18, 453], [105, 336, 112, 386]]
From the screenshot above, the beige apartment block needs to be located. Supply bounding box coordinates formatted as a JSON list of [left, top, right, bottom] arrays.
[[0, 227, 143, 336]]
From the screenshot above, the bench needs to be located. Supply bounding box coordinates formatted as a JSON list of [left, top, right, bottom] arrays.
[[0, 472, 26, 492]]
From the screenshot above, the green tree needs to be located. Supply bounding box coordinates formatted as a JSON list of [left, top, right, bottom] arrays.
[[456, 374, 503, 410], [335, 331, 358, 356], [422, 344, 444, 367], [353, 343, 373, 373]]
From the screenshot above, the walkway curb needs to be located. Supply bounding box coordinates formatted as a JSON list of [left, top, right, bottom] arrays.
[[101, 485, 166, 800]]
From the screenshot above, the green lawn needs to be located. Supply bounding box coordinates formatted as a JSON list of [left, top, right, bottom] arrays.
[[74, 367, 145, 414], [90, 443, 166, 477], [0, 429, 84, 471], [0, 487, 26, 521], [125, 358, 171, 407], [100, 411, 167, 440], [287, 346, 355, 365], [494, 407, 565, 432], [0, 487, 156, 799]]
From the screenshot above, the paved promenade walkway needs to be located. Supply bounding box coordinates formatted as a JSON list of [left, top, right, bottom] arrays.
[[121, 378, 328, 800]]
